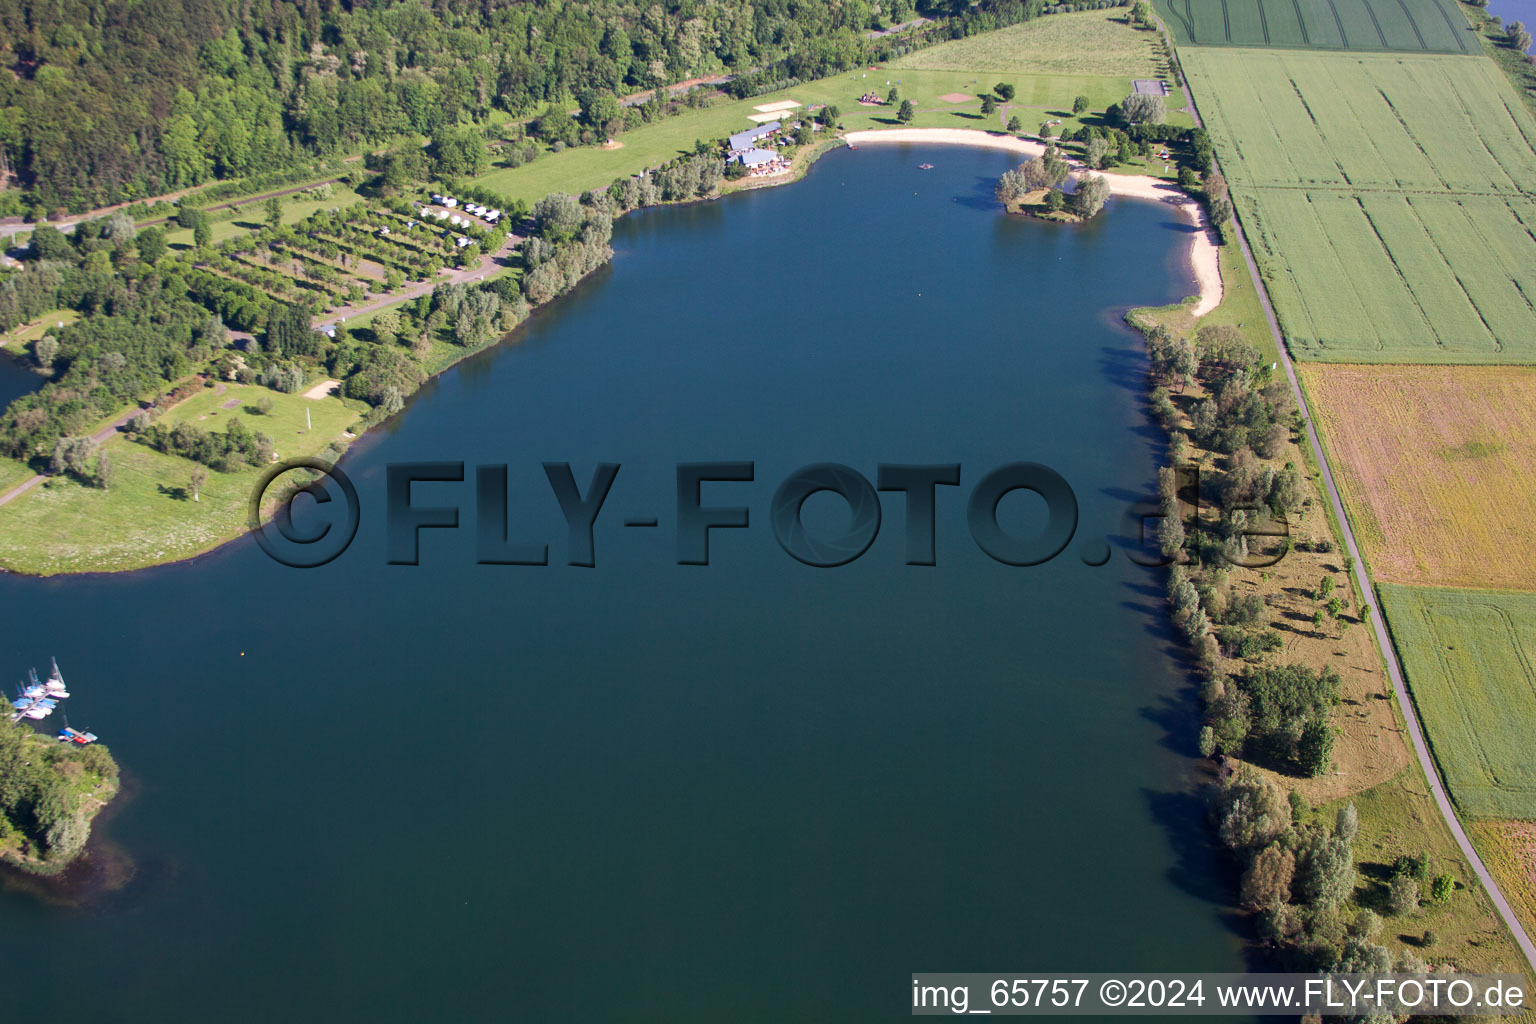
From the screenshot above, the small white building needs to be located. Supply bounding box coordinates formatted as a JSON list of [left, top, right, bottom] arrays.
[[443, 197, 458, 208]]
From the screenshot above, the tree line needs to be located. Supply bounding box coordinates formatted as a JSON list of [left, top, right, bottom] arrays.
[[0, 0, 1047, 211]]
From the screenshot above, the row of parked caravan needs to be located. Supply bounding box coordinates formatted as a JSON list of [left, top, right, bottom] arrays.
[[429, 194, 502, 224]]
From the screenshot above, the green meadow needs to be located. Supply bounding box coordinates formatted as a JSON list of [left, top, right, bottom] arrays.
[[1381, 585, 1536, 820], [1184, 47, 1536, 362], [0, 384, 361, 575]]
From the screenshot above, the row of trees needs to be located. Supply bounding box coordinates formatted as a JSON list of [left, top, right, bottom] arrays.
[[134, 417, 276, 473]]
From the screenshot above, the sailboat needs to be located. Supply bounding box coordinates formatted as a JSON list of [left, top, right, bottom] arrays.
[[45, 659, 69, 698]]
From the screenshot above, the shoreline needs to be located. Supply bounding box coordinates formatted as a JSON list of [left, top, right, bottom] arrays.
[[2, 131, 1218, 578], [844, 128, 1223, 316]]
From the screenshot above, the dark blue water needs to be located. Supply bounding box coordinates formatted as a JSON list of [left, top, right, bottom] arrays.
[[1488, 0, 1535, 48], [0, 145, 1248, 1022], [0, 351, 40, 408]]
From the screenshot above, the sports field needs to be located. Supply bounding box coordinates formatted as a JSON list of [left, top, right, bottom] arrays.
[[1300, 363, 1536, 590], [1155, 0, 1479, 51], [1184, 48, 1536, 362], [1380, 585, 1536, 820]]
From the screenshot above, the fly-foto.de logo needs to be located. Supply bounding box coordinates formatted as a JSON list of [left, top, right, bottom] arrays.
[[248, 459, 1288, 570]]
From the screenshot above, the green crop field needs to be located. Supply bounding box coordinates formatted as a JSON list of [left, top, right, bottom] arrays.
[[1381, 585, 1536, 820], [1155, 0, 1479, 51], [1183, 48, 1536, 362]]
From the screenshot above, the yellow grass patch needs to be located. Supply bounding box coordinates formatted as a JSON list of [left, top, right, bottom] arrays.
[[1471, 821, 1536, 944], [1300, 363, 1536, 590]]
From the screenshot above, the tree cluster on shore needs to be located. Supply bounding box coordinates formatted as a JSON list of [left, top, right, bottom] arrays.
[[1215, 771, 1454, 976], [1129, 300, 1461, 977], [0, 717, 119, 871], [994, 146, 1110, 220]]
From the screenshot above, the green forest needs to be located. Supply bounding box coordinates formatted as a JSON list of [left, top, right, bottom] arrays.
[[0, 0, 1045, 210]]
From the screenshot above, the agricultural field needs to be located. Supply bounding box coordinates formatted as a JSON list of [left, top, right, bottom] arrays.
[[887, 9, 1165, 77], [473, 66, 1192, 204], [1155, 0, 1479, 51], [1299, 363, 1536, 590], [1184, 48, 1536, 362], [1379, 585, 1536, 820], [1471, 821, 1536, 943]]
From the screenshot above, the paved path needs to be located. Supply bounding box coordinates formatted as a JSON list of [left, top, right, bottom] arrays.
[[0, 403, 142, 509], [0, 380, 223, 510], [315, 233, 522, 329], [1175, 48, 1536, 974]]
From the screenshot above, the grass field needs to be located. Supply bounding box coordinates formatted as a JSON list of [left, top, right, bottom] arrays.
[[1313, 771, 1533, 973], [472, 67, 1191, 204], [888, 9, 1165, 77], [0, 384, 361, 575], [1156, 0, 1480, 51], [1380, 585, 1536, 820], [0, 309, 81, 352], [1299, 363, 1536, 590], [1184, 48, 1536, 362], [163, 183, 370, 251]]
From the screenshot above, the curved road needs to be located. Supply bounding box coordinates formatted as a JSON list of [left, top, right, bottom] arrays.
[[1177, 57, 1536, 973]]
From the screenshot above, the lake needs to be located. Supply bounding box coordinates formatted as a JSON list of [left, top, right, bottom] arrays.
[[0, 350, 40, 409], [0, 144, 1250, 1022]]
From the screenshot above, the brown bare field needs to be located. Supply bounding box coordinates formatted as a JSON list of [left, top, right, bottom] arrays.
[[1299, 364, 1536, 591]]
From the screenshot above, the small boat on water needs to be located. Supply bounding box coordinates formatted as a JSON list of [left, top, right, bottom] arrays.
[[59, 727, 98, 745]]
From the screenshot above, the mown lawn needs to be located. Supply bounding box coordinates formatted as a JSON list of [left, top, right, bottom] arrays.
[[0, 308, 81, 353], [1380, 585, 1536, 820], [0, 384, 361, 575], [0, 455, 34, 495]]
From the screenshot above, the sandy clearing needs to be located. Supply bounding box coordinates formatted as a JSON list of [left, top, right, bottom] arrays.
[[302, 379, 342, 401], [753, 99, 802, 113], [938, 93, 974, 103], [844, 128, 1223, 316]]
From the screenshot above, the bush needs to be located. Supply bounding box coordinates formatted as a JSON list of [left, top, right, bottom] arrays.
[[1388, 875, 1420, 916], [1430, 872, 1455, 905]]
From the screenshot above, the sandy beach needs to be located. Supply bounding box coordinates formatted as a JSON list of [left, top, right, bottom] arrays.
[[844, 128, 1223, 317]]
